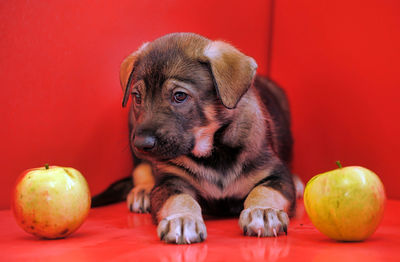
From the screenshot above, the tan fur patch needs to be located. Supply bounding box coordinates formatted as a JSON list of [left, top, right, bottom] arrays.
[[132, 162, 154, 186], [191, 105, 220, 157], [244, 186, 290, 212], [158, 194, 202, 221]]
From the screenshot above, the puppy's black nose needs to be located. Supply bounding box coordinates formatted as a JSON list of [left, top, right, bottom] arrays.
[[133, 135, 156, 152]]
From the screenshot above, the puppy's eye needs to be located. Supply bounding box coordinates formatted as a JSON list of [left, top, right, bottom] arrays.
[[132, 91, 142, 105], [172, 91, 188, 103]]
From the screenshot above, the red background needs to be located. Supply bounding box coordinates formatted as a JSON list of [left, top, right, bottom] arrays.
[[1, 0, 399, 209]]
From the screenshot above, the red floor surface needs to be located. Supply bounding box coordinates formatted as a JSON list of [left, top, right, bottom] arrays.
[[1, 199, 399, 262]]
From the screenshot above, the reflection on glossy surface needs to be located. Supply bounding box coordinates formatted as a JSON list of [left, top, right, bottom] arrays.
[[240, 238, 290, 262], [158, 244, 208, 262], [1, 199, 399, 262], [126, 212, 153, 228]]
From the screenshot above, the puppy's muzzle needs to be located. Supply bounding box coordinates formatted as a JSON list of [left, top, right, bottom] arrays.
[[133, 134, 156, 152]]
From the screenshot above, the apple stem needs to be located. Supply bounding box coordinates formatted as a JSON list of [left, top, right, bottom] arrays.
[[336, 161, 343, 168], [45, 164, 49, 170]]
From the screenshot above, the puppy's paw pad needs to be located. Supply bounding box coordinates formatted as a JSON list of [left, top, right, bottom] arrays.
[[239, 207, 289, 237], [157, 214, 207, 244], [127, 184, 153, 213]]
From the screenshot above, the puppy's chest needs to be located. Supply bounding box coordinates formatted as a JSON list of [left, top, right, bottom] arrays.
[[157, 158, 269, 200], [197, 172, 253, 199]]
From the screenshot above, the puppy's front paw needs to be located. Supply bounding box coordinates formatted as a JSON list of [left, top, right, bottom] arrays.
[[239, 207, 289, 237], [157, 214, 207, 244], [127, 184, 153, 213]]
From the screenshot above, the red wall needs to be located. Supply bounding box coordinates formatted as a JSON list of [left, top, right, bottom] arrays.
[[0, 0, 271, 209], [271, 0, 400, 198], [1, 0, 399, 209]]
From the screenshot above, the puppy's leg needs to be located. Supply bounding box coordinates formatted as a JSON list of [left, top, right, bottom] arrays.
[[127, 162, 155, 213], [293, 174, 304, 198], [239, 165, 295, 237], [151, 177, 207, 244]]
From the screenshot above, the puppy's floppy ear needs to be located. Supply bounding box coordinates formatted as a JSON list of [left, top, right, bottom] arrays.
[[120, 42, 149, 107], [203, 41, 258, 109]]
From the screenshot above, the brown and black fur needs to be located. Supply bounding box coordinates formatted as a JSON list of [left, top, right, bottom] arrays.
[[92, 33, 301, 244]]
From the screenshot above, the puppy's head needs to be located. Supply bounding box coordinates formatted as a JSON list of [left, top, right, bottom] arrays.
[[120, 33, 257, 161]]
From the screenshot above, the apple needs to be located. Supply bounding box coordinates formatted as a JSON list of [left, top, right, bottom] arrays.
[[12, 164, 91, 239], [304, 162, 385, 241]]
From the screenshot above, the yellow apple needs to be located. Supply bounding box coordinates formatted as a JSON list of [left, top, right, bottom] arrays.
[[12, 165, 91, 239], [304, 162, 385, 241]]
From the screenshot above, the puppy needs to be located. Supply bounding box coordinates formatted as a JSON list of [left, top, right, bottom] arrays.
[[94, 33, 303, 244]]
